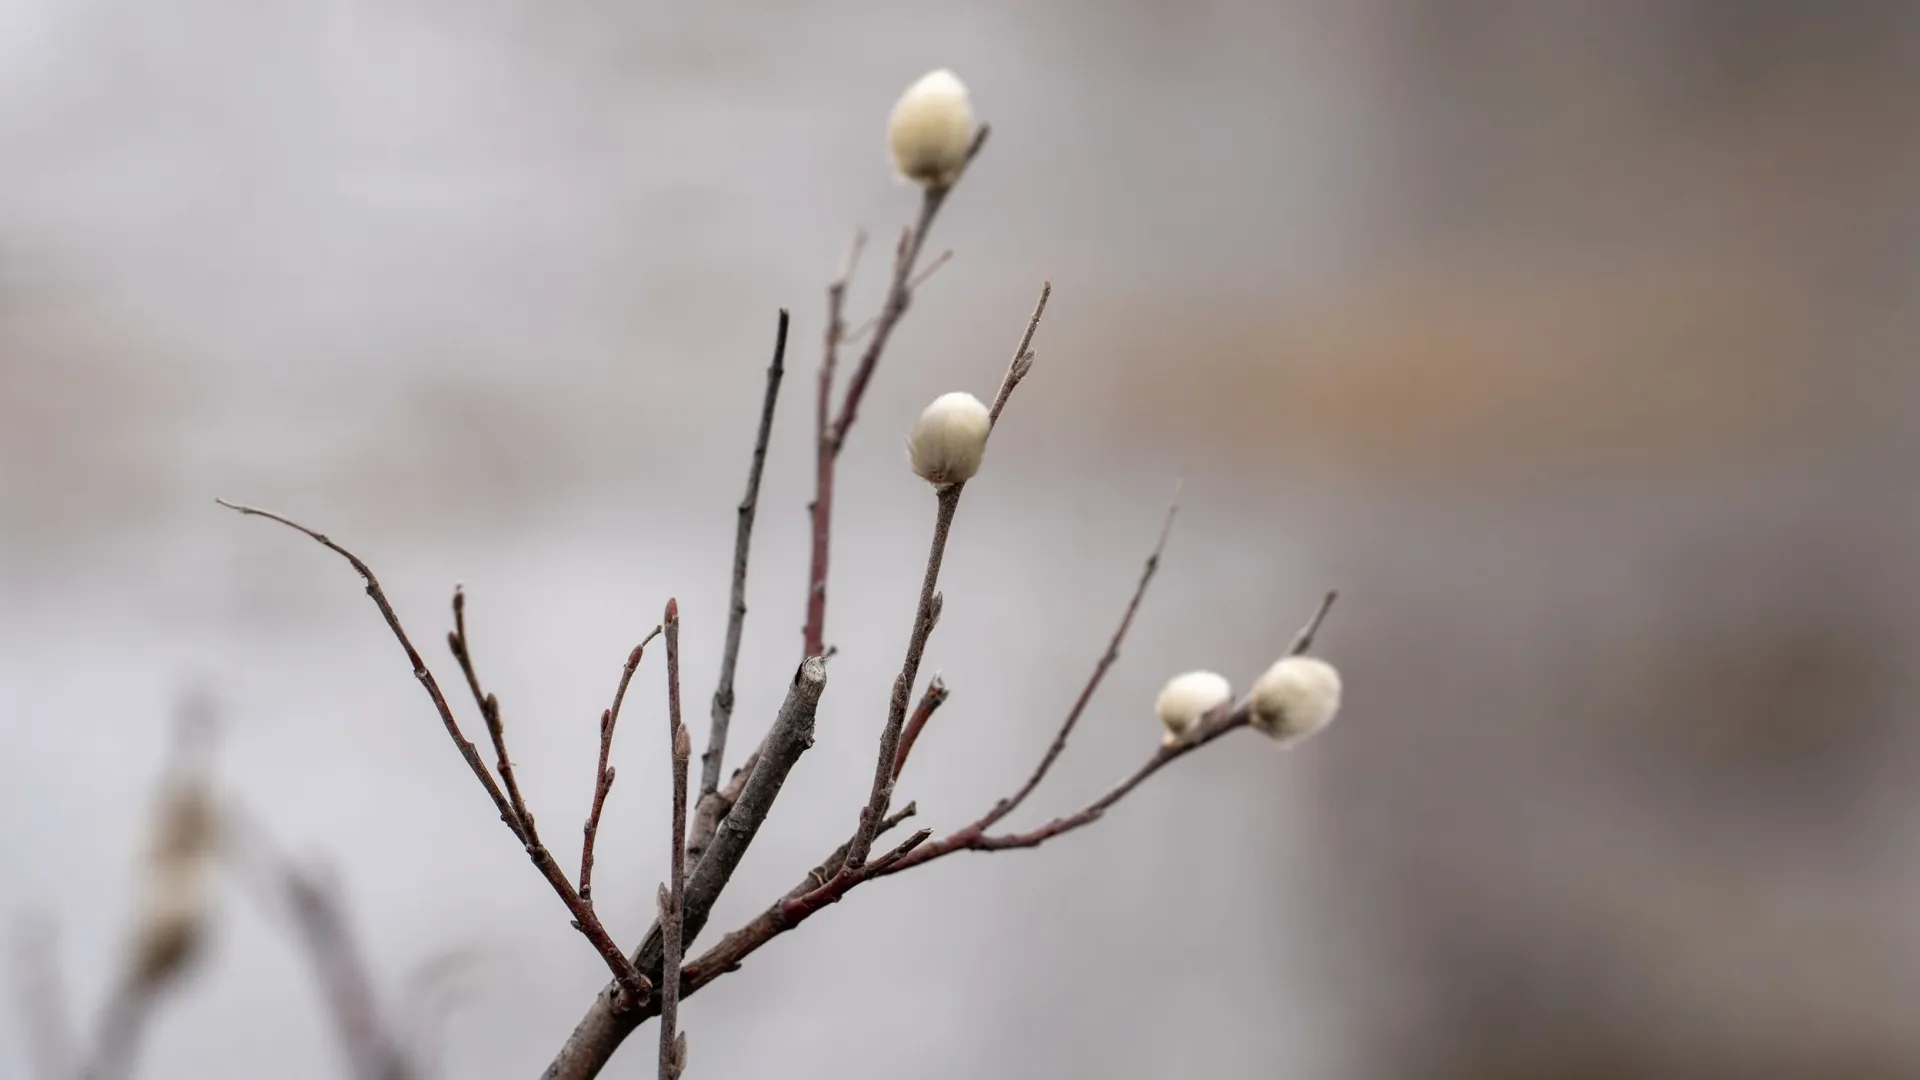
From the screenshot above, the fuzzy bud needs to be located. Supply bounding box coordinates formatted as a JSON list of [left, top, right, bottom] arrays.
[[1154, 670, 1233, 747], [127, 779, 219, 990], [1248, 655, 1342, 744], [907, 391, 991, 488], [887, 69, 975, 188]]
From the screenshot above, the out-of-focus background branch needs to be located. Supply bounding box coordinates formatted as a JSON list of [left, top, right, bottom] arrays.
[[3, 3, 1917, 1078]]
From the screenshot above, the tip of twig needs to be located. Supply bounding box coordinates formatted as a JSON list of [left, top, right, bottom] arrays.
[[1287, 590, 1340, 656], [665, 597, 679, 623]]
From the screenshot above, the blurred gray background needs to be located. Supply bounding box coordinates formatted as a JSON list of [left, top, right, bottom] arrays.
[[4, 2, 1919, 1077]]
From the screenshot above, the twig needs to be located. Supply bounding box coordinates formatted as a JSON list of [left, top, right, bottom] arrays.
[[840, 248, 954, 347], [679, 593, 1337, 1004], [1288, 589, 1339, 655], [705, 310, 789, 802], [830, 126, 990, 455], [10, 914, 77, 1080], [987, 281, 1052, 428], [841, 485, 962, 873], [659, 600, 690, 1080], [216, 499, 650, 1005], [215, 500, 521, 838], [543, 658, 829, 1080], [804, 126, 988, 660], [582, 627, 663, 904], [891, 676, 949, 780], [448, 587, 534, 840], [803, 232, 865, 660], [978, 485, 1179, 830]]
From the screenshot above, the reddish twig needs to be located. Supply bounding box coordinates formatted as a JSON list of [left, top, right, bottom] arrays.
[[678, 593, 1337, 1004], [215, 499, 651, 1006], [544, 657, 830, 1080], [448, 587, 534, 840], [581, 627, 663, 905], [987, 282, 1051, 429], [841, 484, 962, 873], [659, 600, 690, 1080], [704, 310, 789, 802], [840, 248, 954, 347], [891, 675, 949, 780], [803, 231, 865, 660], [978, 485, 1179, 831], [803, 126, 988, 661]]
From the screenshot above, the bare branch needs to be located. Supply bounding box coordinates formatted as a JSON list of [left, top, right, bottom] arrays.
[[660, 600, 690, 1080], [842, 484, 962, 873], [216, 499, 650, 1004], [215, 500, 522, 838], [803, 231, 865, 660], [979, 485, 1180, 831], [840, 248, 954, 347], [544, 657, 828, 1080], [987, 281, 1052, 428], [582, 627, 663, 904], [705, 310, 790, 802], [1288, 589, 1340, 656], [448, 587, 534, 840], [891, 676, 949, 780], [804, 126, 988, 660]]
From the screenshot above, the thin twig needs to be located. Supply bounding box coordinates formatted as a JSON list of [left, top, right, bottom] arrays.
[[987, 281, 1052, 428], [891, 676, 949, 780], [840, 248, 954, 347], [679, 593, 1337, 1003], [542, 658, 829, 1080], [1288, 589, 1339, 655], [449, 587, 535, 840], [979, 485, 1180, 830], [216, 499, 650, 1004], [841, 485, 962, 873], [830, 126, 990, 454], [659, 599, 690, 1080], [803, 126, 988, 660], [215, 500, 521, 838], [803, 231, 865, 660], [582, 627, 663, 904], [705, 310, 789, 802]]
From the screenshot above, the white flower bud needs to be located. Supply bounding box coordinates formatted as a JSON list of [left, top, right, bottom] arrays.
[[1154, 670, 1232, 747], [907, 391, 991, 488], [127, 778, 219, 990], [1248, 655, 1342, 744], [887, 69, 975, 188]]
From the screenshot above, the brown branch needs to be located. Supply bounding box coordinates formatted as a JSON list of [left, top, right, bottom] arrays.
[[215, 500, 521, 838], [677, 593, 1338, 1005], [803, 231, 865, 660], [803, 126, 988, 660], [659, 599, 690, 1080], [891, 676, 949, 780], [841, 484, 962, 873], [840, 248, 954, 347], [987, 281, 1052, 428], [704, 309, 789, 802], [215, 499, 650, 1005], [978, 486, 1179, 831], [542, 657, 828, 1080], [829, 126, 990, 455], [582, 626, 663, 904], [448, 587, 534, 840]]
